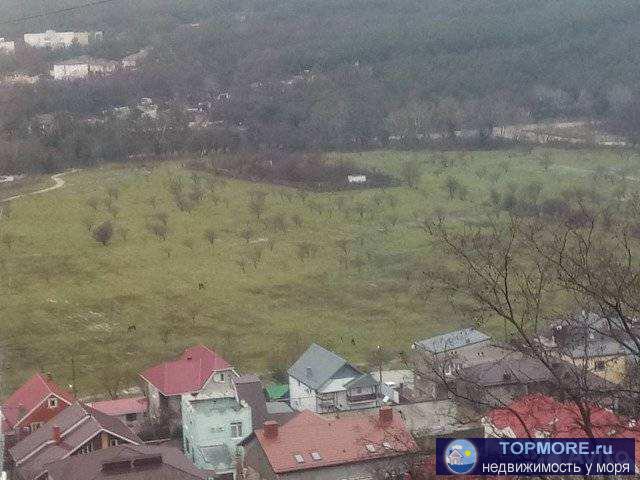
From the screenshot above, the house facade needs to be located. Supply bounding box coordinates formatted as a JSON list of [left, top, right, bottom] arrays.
[[9, 403, 141, 480], [182, 390, 251, 479], [288, 344, 381, 413], [23, 31, 101, 49], [51, 56, 118, 80], [241, 407, 418, 480], [411, 329, 513, 400], [140, 345, 238, 421]]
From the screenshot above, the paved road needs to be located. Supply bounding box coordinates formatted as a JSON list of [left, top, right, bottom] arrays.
[[0, 170, 77, 203]]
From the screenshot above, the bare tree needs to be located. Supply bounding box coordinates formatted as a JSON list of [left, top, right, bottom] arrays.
[[92, 220, 114, 246], [422, 207, 640, 435]]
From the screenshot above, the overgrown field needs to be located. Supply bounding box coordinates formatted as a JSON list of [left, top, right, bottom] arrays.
[[1, 148, 638, 397]]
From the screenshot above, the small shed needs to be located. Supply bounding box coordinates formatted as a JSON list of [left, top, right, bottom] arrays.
[[347, 174, 367, 184]]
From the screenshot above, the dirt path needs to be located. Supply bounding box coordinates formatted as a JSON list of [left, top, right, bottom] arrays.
[[0, 169, 77, 203]]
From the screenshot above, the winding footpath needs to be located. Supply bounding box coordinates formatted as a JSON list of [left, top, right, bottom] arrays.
[[0, 169, 77, 204]]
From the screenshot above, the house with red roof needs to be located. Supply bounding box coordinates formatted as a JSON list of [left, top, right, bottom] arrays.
[[241, 406, 419, 480], [88, 396, 148, 434], [1, 373, 75, 449], [483, 393, 640, 469], [139, 345, 237, 421]]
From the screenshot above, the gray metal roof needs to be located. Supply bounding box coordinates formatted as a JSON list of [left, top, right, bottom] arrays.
[[414, 328, 490, 354], [287, 343, 350, 390]]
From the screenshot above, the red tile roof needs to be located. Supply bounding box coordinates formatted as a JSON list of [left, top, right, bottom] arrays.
[[88, 396, 148, 416], [140, 345, 231, 396], [253, 409, 418, 473], [1, 373, 74, 430], [486, 394, 640, 464]]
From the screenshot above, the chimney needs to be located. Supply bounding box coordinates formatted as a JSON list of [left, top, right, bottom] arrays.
[[52, 425, 62, 443], [186, 354, 193, 360], [379, 406, 393, 425], [263, 421, 278, 439]]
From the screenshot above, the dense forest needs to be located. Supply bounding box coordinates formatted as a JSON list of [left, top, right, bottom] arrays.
[[1, 0, 640, 172]]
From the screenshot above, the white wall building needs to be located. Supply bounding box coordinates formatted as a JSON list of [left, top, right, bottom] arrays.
[[288, 343, 381, 413], [51, 56, 118, 80], [24, 30, 102, 49], [0, 38, 15, 54]]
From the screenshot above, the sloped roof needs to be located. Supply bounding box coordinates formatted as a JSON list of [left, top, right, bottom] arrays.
[[287, 344, 354, 390], [344, 373, 379, 389], [486, 393, 640, 453], [11, 403, 141, 480], [253, 409, 417, 473], [265, 384, 289, 401], [88, 396, 148, 416], [45, 444, 211, 480], [140, 345, 231, 396], [234, 374, 267, 429], [414, 329, 490, 354], [1, 373, 74, 429], [459, 355, 554, 386]]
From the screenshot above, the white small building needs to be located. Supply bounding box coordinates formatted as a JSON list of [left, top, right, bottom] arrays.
[[0, 38, 15, 55], [348, 174, 367, 184], [1, 73, 39, 86], [288, 343, 381, 413], [122, 48, 149, 69], [51, 56, 118, 80], [24, 30, 102, 49]]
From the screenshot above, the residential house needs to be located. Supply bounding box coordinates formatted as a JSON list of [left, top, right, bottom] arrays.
[[181, 386, 251, 479], [9, 403, 141, 480], [88, 397, 148, 434], [541, 312, 640, 385], [45, 444, 214, 480], [1, 373, 74, 449], [0, 38, 15, 55], [140, 345, 238, 421], [288, 344, 381, 413], [411, 329, 513, 400], [23, 31, 102, 49], [454, 355, 557, 411], [121, 49, 149, 70], [1, 73, 39, 86], [483, 393, 640, 444], [370, 370, 414, 404], [241, 407, 418, 480], [51, 56, 118, 80]]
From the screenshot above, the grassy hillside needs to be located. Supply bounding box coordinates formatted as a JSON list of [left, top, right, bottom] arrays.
[[1, 147, 638, 397]]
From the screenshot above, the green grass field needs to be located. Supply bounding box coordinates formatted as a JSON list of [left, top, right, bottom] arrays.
[[1, 147, 638, 397]]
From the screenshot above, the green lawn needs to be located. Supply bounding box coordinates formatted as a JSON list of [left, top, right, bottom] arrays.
[[1, 147, 637, 397]]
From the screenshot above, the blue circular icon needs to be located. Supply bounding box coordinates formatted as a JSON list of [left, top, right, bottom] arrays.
[[445, 439, 478, 474]]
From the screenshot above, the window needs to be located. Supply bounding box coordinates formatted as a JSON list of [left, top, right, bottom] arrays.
[[230, 422, 243, 438], [185, 438, 190, 454], [48, 397, 58, 408], [30, 422, 43, 432], [595, 360, 606, 371], [293, 454, 304, 463], [214, 371, 226, 382], [79, 443, 94, 455], [365, 444, 376, 453], [311, 452, 322, 461], [125, 413, 137, 422], [109, 438, 119, 447]]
